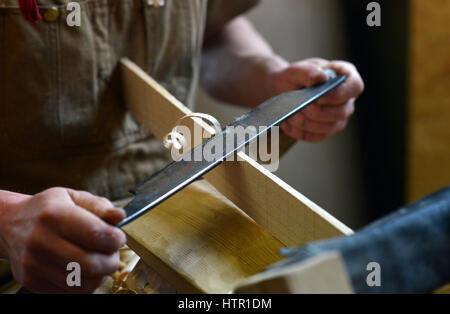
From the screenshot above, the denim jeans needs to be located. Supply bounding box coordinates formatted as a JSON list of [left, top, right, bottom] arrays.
[[272, 187, 450, 293]]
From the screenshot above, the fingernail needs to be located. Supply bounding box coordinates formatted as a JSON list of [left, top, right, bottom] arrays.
[[118, 208, 126, 217], [118, 230, 127, 246], [107, 207, 123, 213], [323, 68, 337, 80]]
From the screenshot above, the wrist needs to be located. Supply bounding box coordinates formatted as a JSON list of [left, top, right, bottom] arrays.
[[0, 191, 29, 259], [251, 54, 289, 100]]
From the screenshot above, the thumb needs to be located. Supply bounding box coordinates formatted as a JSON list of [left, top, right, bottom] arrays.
[[66, 189, 126, 225], [286, 61, 329, 88]]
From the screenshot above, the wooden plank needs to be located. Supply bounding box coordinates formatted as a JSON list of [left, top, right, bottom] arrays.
[[123, 181, 284, 294], [408, 0, 450, 201], [435, 283, 450, 295], [233, 252, 354, 294], [120, 58, 352, 247]]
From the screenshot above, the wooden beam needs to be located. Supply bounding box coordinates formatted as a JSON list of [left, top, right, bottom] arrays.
[[124, 181, 284, 293], [408, 0, 450, 201], [120, 58, 352, 247], [120, 58, 353, 293]]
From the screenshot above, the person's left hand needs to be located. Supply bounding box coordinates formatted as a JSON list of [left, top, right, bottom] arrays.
[[270, 58, 364, 143]]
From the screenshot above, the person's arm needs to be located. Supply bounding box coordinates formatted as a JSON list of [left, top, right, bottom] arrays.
[[0, 188, 126, 293], [201, 17, 284, 108], [201, 17, 364, 143], [0, 191, 27, 259]]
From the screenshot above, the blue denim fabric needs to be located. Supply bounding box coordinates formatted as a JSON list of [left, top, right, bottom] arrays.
[[271, 187, 450, 293]]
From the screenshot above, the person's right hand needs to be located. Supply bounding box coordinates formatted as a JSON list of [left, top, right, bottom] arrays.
[[0, 187, 126, 293]]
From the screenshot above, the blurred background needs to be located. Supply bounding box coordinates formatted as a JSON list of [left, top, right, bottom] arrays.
[[196, 0, 450, 229]]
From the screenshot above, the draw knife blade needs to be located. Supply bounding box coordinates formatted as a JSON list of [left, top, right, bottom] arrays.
[[118, 70, 346, 227]]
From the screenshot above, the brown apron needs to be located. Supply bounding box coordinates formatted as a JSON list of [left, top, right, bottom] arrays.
[[0, 0, 259, 292], [0, 0, 258, 200]]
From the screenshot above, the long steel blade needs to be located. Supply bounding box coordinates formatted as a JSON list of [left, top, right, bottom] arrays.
[[118, 72, 346, 227]]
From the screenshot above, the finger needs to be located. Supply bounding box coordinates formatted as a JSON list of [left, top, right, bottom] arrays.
[[286, 117, 347, 136], [285, 112, 348, 135], [26, 253, 107, 294], [303, 99, 355, 123], [285, 61, 329, 88], [42, 202, 126, 253], [26, 267, 105, 294], [67, 189, 126, 225], [303, 58, 330, 68], [284, 112, 306, 129], [23, 273, 67, 294], [25, 256, 69, 291], [280, 121, 293, 136], [281, 122, 328, 143], [30, 230, 121, 279], [283, 127, 329, 143], [317, 61, 364, 105]]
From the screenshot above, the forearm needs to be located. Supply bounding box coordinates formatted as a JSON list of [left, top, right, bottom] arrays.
[[201, 17, 288, 108], [0, 190, 28, 259]]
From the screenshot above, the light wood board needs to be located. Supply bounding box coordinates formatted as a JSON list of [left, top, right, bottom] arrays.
[[120, 58, 352, 246], [124, 181, 284, 293], [408, 0, 450, 201], [120, 58, 352, 293], [233, 251, 354, 294]]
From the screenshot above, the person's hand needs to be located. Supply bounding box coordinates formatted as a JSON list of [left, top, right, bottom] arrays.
[[270, 58, 364, 143], [0, 188, 126, 293]]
